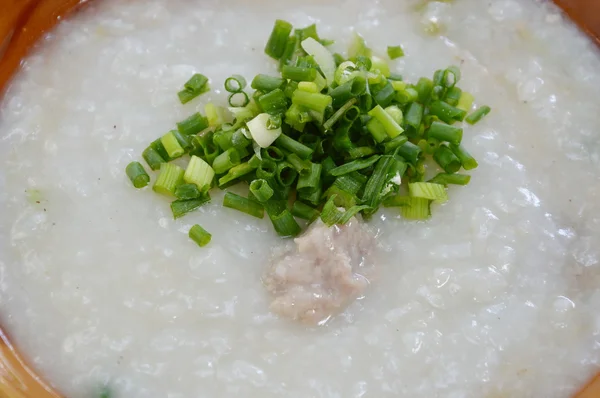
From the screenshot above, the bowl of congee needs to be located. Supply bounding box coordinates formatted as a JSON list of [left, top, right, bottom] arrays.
[[0, 0, 600, 397]]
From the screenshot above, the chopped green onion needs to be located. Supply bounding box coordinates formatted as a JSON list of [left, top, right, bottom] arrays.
[[205, 103, 229, 126], [443, 66, 461, 88], [153, 163, 184, 196], [267, 208, 301, 237], [291, 90, 332, 115], [368, 105, 404, 138], [161, 131, 185, 159], [372, 81, 395, 107], [396, 141, 422, 164], [292, 201, 320, 221], [125, 161, 150, 188], [362, 155, 395, 209], [428, 101, 467, 124], [348, 146, 376, 159], [427, 121, 463, 146], [276, 161, 298, 187], [429, 173, 471, 186], [224, 75, 247, 93], [251, 74, 285, 92], [142, 146, 166, 171], [323, 98, 358, 131], [444, 86, 462, 106], [383, 135, 409, 154], [415, 77, 433, 104], [223, 192, 264, 219], [178, 73, 210, 104], [265, 19, 294, 60], [258, 89, 288, 115], [212, 147, 241, 174], [392, 196, 431, 220], [329, 155, 380, 176], [275, 134, 314, 159], [366, 117, 387, 143], [189, 224, 212, 247], [218, 161, 256, 186], [334, 172, 367, 195], [465, 105, 491, 124], [177, 112, 209, 135], [184, 155, 215, 191], [171, 194, 210, 219], [175, 183, 203, 200], [348, 32, 372, 59], [405, 102, 424, 130], [228, 91, 250, 107], [282, 65, 317, 82], [409, 182, 448, 203], [298, 81, 318, 92], [457, 91, 474, 112], [387, 45, 405, 59], [300, 37, 336, 85], [320, 195, 370, 226], [257, 159, 277, 180], [433, 145, 461, 174], [247, 113, 282, 148], [250, 179, 274, 202], [297, 162, 322, 191], [450, 144, 478, 170]]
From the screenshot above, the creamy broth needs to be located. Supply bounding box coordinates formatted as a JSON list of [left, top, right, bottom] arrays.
[[1, 0, 600, 397]]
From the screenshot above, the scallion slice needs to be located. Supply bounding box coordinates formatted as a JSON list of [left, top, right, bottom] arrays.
[[408, 182, 448, 203], [465, 105, 491, 124], [247, 113, 282, 148], [224, 74, 247, 93], [125, 161, 150, 188], [429, 173, 471, 186], [223, 192, 264, 219], [171, 194, 210, 219], [153, 163, 184, 196], [184, 155, 215, 191], [250, 179, 274, 202], [387, 45, 404, 59], [189, 224, 212, 247], [265, 19, 293, 60]]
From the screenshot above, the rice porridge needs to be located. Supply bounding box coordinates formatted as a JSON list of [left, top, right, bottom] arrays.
[[1, 0, 600, 397]]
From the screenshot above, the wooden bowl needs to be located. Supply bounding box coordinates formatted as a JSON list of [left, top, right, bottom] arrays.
[[0, 1, 599, 397]]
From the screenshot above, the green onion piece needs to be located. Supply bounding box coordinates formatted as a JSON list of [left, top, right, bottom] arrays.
[[370, 55, 390, 77], [231, 129, 251, 149], [184, 155, 215, 191], [224, 74, 247, 93], [275, 134, 314, 159], [228, 91, 250, 107], [258, 89, 288, 115], [427, 121, 463, 146], [366, 117, 388, 143], [385, 105, 403, 125], [291, 90, 332, 114], [450, 144, 478, 170], [429, 173, 471, 186], [292, 201, 320, 221], [324, 185, 358, 208], [286, 153, 310, 172], [161, 131, 185, 159], [362, 155, 395, 209], [415, 77, 433, 104], [213, 129, 234, 151], [175, 183, 202, 200], [409, 182, 448, 203], [261, 146, 284, 162], [391, 80, 406, 91], [396, 141, 422, 164], [125, 161, 150, 188], [212, 147, 241, 174], [189, 224, 212, 247], [395, 87, 418, 104], [300, 37, 336, 84], [329, 155, 381, 177], [443, 66, 461, 88], [344, 106, 360, 122], [205, 103, 229, 126], [465, 105, 491, 125], [428, 101, 467, 124], [257, 159, 277, 180], [250, 179, 274, 202], [218, 162, 256, 186], [282, 65, 317, 82], [387, 45, 404, 59], [368, 104, 404, 138], [401, 197, 431, 220], [334, 172, 367, 195], [382, 195, 411, 207], [444, 86, 462, 106], [348, 32, 372, 59], [267, 208, 301, 237], [142, 147, 166, 171], [372, 81, 395, 107], [152, 136, 173, 160], [276, 161, 298, 187], [265, 19, 293, 60], [348, 146, 376, 159], [383, 135, 409, 154], [298, 81, 318, 93], [457, 91, 474, 112], [433, 145, 461, 174], [323, 98, 357, 131], [298, 185, 322, 206], [153, 163, 184, 196], [171, 194, 210, 219], [177, 112, 209, 135], [178, 73, 210, 104], [297, 162, 322, 191], [247, 113, 282, 148], [223, 192, 264, 219], [405, 102, 424, 130], [320, 194, 370, 226], [279, 35, 299, 69], [171, 130, 191, 152], [251, 74, 285, 92]]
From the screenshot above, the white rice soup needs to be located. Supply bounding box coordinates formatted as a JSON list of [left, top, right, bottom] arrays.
[[1, 0, 600, 397]]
